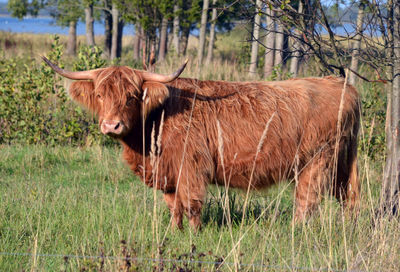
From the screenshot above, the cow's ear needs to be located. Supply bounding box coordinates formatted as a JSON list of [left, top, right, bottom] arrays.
[[69, 81, 99, 113], [142, 82, 169, 117]]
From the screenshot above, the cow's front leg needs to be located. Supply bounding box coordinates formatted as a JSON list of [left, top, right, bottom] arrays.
[[185, 199, 203, 231], [163, 192, 184, 230], [178, 182, 206, 232]]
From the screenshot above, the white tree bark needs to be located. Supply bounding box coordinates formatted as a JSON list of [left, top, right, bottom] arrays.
[[111, 3, 119, 60], [274, 19, 284, 67], [159, 16, 168, 61], [349, 2, 366, 85], [248, 0, 262, 77], [104, 9, 112, 58], [264, 7, 275, 78], [206, 0, 217, 65], [198, 0, 209, 66], [85, 5, 95, 46], [180, 26, 190, 55], [172, 4, 180, 54], [66, 20, 77, 56], [133, 25, 142, 61], [382, 0, 400, 216], [289, 1, 304, 77]]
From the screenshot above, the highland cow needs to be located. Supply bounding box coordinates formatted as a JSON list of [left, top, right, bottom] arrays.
[[43, 56, 360, 230]]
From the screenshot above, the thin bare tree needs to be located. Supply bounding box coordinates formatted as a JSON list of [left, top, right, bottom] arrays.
[[382, 0, 400, 216], [159, 16, 168, 61], [84, 2, 95, 46], [172, 3, 180, 54], [349, 1, 366, 85], [264, 6, 275, 77], [111, 3, 118, 60], [198, 0, 210, 66], [133, 25, 142, 61], [66, 20, 77, 55], [103, 0, 112, 58], [206, 0, 218, 65], [274, 17, 284, 68], [249, 0, 262, 77], [289, 1, 304, 77]]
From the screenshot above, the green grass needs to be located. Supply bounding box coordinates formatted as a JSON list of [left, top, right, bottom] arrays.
[[0, 145, 399, 271]]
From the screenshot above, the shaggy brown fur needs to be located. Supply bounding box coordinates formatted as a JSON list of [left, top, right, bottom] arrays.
[[67, 66, 360, 230]]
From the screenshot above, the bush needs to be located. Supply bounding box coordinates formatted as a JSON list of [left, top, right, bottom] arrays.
[[0, 35, 112, 146]]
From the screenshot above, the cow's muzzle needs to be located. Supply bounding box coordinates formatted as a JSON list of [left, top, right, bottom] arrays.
[[101, 120, 125, 136]]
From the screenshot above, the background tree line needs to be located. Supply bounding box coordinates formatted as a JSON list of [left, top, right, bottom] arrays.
[[7, 0, 240, 64]]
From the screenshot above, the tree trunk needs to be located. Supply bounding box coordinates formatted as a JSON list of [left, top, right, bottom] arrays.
[[117, 19, 124, 58], [159, 16, 168, 61], [180, 25, 190, 55], [205, 0, 217, 65], [133, 25, 142, 61], [275, 19, 284, 67], [382, 0, 400, 216], [172, 4, 180, 54], [85, 5, 95, 46], [104, 9, 112, 58], [264, 7, 275, 77], [111, 3, 119, 60], [349, 2, 366, 85], [248, 0, 262, 77], [289, 1, 304, 78], [382, 0, 394, 214], [198, 0, 209, 66], [66, 20, 77, 56]]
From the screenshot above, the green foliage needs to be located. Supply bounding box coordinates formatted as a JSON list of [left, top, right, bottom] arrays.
[[0, 35, 111, 146], [47, 0, 83, 27], [73, 45, 107, 71], [235, 26, 252, 66], [7, 0, 42, 19], [7, 0, 28, 19], [359, 80, 387, 161], [267, 64, 292, 81]]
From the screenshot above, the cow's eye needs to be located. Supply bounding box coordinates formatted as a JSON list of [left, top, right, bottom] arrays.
[[97, 94, 103, 100]]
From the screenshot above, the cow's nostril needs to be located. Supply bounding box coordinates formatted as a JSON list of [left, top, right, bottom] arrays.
[[114, 122, 120, 130]]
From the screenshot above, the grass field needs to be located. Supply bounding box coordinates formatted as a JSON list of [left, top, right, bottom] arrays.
[[0, 145, 399, 271]]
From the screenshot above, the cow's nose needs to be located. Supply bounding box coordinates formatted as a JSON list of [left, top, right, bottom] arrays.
[[101, 120, 124, 135]]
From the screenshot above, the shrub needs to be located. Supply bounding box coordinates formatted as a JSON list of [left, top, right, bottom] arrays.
[[0, 35, 112, 146]]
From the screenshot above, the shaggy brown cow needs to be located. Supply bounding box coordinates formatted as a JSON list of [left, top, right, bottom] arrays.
[[43, 56, 360, 230]]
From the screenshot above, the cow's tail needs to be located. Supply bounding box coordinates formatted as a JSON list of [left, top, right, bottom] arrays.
[[345, 119, 360, 210], [335, 95, 360, 211]]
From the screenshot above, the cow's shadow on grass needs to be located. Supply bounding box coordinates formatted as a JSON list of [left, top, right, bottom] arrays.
[[201, 187, 293, 228]]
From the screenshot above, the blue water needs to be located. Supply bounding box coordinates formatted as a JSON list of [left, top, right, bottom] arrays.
[[0, 16, 135, 36], [0, 15, 357, 37]]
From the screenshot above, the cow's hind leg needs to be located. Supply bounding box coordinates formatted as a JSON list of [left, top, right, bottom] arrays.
[[295, 154, 330, 221], [164, 192, 184, 230]]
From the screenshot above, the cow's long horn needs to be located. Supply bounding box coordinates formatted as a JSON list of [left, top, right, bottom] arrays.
[[141, 59, 188, 83], [41, 56, 99, 80]]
